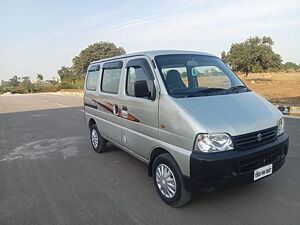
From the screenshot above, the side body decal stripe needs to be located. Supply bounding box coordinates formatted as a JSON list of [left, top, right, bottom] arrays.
[[90, 99, 140, 123]]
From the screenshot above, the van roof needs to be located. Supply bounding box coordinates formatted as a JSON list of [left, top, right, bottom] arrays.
[[90, 50, 216, 65]]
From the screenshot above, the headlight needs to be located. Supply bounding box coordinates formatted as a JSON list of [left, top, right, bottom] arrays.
[[277, 118, 285, 136], [194, 133, 233, 153]]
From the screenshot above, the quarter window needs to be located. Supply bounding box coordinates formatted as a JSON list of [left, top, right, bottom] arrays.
[[86, 69, 99, 91], [101, 68, 122, 94]]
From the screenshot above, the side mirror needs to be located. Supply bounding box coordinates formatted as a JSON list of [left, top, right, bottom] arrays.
[[134, 80, 151, 99]]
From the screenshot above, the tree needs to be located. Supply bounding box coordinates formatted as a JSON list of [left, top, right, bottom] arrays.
[[0, 80, 11, 93], [21, 76, 31, 87], [1, 80, 10, 87], [20, 76, 33, 93], [221, 36, 282, 76], [58, 66, 74, 82], [72, 41, 126, 77], [221, 51, 226, 61], [283, 62, 300, 70]]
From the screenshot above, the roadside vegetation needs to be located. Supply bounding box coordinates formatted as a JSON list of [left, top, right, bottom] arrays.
[[1, 37, 299, 104], [1, 41, 125, 94], [57, 41, 125, 90], [0, 74, 60, 94]]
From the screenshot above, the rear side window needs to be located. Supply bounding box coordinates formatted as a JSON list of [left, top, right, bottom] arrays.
[[86, 65, 100, 91], [101, 68, 122, 94]]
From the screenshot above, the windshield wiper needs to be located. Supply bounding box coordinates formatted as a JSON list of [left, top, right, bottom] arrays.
[[185, 88, 226, 97], [198, 87, 226, 92], [173, 86, 249, 98], [229, 85, 246, 89], [228, 85, 249, 92]]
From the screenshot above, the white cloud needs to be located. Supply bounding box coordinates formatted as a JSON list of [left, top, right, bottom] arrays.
[[103, 15, 160, 34]]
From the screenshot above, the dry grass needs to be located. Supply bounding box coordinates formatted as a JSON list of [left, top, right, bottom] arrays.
[[181, 71, 300, 105], [239, 71, 300, 106], [60, 89, 84, 93]]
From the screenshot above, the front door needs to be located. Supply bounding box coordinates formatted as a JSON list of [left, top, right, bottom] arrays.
[[119, 57, 159, 160]]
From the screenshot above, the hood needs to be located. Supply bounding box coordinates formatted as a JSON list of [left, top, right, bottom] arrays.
[[177, 92, 282, 136]]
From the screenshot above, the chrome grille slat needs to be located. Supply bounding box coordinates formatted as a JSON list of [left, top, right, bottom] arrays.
[[233, 126, 278, 150], [262, 133, 276, 140], [236, 129, 276, 142]]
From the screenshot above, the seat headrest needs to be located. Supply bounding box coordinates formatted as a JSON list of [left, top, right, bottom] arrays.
[[166, 70, 182, 83]]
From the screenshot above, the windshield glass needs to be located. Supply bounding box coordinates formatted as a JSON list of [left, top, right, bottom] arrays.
[[155, 54, 248, 98]]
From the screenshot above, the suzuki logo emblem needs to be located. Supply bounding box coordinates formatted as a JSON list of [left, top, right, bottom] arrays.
[[257, 133, 262, 142]]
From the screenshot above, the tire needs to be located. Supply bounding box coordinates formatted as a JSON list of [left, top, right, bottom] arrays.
[[90, 124, 107, 153], [152, 153, 191, 207]]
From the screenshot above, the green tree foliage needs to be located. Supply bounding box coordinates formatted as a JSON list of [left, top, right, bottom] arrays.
[[20, 76, 32, 93], [57, 66, 83, 89], [58, 66, 73, 81], [221, 36, 282, 76], [72, 41, 126, 77], [283, 62, 300, 70], [0, 75, 60, 94], [57, 41, 125, 89], [0, 80, 12, 93], [57, 66, 75, 87]]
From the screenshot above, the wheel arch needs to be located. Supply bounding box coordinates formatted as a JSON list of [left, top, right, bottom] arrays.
[[148, 147, 170, 177], [88, 118, 97, 129]]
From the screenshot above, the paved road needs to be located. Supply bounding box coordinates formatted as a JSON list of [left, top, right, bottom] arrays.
[[0, 93, 299, 225]]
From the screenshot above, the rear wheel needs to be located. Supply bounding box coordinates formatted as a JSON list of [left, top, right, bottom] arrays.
[[90, 124, 107, 153], [152, 153, 191, 207]]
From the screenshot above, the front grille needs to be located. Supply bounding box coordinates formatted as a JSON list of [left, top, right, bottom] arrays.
[[233, 126, 278, 150]]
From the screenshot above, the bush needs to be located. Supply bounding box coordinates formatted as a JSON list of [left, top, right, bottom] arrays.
[[60, 80, 84, 89]]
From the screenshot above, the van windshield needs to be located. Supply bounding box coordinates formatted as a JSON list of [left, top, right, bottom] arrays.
[[155, 54, 249, 98]]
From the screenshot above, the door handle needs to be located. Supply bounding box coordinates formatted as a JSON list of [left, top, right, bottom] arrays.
[[122, 105, 128, 118], [113, 104, 119, 115]]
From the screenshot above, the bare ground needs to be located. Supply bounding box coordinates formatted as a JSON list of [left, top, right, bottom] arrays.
[[239, 71, 300, 106]]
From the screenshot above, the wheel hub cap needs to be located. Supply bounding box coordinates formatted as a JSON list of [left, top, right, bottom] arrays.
[[155, 164, 176, 198], [91, 129, 99, 148]]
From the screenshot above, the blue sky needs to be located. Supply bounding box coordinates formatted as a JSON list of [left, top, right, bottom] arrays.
[[0, 0, 300, 80]]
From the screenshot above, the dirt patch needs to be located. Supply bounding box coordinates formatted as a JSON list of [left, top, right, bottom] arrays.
[[239, 72, 300, 106], [246, 78, 272, 83], [60, 89, 83, 93]]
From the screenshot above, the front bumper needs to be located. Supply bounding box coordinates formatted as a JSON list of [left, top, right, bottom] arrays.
[[185, 132, 289, 191]]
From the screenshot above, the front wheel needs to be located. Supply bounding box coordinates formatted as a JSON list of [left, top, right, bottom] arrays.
[[152, 153, 191, 207], [90, 124, 107, 153]]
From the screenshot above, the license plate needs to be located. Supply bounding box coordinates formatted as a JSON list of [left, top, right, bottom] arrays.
[[254, 164, 273, 181]]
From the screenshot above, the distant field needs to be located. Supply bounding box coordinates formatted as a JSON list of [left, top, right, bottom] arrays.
[[239, 71, 300, 106], [180, 71, 300, 105]]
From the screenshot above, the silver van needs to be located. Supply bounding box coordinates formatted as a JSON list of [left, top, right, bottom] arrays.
[[84, 50, 289, 207]]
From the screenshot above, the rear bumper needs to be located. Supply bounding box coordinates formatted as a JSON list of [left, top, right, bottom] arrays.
[[184, 132, 289, 191]]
